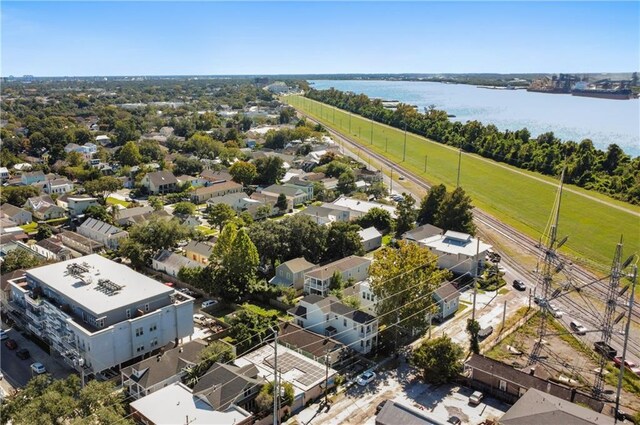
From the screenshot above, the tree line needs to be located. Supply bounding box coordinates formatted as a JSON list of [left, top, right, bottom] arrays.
[[305, 88, 640, 204]]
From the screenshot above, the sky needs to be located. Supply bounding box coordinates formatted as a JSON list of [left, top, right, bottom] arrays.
[[1, 1, 638, 77]]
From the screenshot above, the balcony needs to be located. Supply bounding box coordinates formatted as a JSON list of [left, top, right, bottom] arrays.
[[25, 293, 43, 309], [25, 309, 43, 323]]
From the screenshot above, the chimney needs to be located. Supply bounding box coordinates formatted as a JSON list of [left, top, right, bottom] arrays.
[[529, 367, 536, 376], [156, 354, 162, 362]]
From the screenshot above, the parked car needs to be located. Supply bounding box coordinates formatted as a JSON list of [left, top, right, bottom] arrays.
[[398, 175, 405, 181], [5, 339, 17, 350], [548, 303, 564, 318], [375, 400, 388, 414], [512, 280, 526, 291], [613, 357, 640, 376], [594, 341, 617, 359], [356, 370, 376, 386], [570, 320, 588, 335], [30, 362, 46, 375], [533, 295, 547, 307], [193, 314, 207, 325], [201, 299, 218, 309], [478, 326, 494, 340], [447, 416, 462, 425], [16, 348, 30, 359], [0, 330, 8, 341], [469, 391, 484, 405]]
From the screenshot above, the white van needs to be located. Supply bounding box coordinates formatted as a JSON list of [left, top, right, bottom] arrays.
[[201, 300, 218, 309]]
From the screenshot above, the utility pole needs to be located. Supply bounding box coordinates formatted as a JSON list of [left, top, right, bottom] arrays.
[[390, 168, 393, 195], [402, 122, 407, 162], [324, 349, 330, 405], [615, 265, 637, 424], [501, 300, 507, 330], [370, 121, 374, 145], [471, 238, 480, 322], [273, 329, 278, 425], [349, 113, 352, 134], [456, 148, 462, 187], [385, 137, 388, 152]]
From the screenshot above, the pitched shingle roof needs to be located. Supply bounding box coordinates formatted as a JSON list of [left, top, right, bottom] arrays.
[[185, 241, 214, 258], [146, 170, 177, 186], [299, 295, 376, 324], [1, 203, 28, 217], [193, 362, 264, 410], [281, 257, 316, 274], [305, 256, 371, 281]]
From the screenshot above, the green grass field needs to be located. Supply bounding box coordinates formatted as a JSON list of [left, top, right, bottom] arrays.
[[106, 196, 131, 207], [286, 95, 640, 272]]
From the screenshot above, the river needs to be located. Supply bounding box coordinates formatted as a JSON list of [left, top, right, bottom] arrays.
[[309, 80, 640, 156]]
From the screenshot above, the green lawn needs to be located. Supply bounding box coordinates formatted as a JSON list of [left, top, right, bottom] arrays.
[[20, 222, 38, 234], [286, 95, 640, 272], [196, 225, 217, 236], [106, 197, 131, 207]]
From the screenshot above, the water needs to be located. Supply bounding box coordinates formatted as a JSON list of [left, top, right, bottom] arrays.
[[309, 80, 640, 156]]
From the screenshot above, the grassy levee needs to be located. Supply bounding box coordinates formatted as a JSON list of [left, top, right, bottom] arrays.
[[285, 95, 640, 272]]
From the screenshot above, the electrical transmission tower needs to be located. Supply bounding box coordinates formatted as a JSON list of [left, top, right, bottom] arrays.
[[528, 169, 568, 367], [593, 238, 636, 399]]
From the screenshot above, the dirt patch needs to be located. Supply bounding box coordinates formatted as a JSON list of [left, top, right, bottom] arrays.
[[486, 313, 640, 415]]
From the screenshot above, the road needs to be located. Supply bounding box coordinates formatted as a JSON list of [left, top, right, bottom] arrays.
[[295, 105, 640, 364]]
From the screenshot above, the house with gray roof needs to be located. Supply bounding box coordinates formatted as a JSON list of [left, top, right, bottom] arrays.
[[304, 255, 371, 296], [376, 400, 445, 425], [185, 241, 214, 265], [192, 362, 265, 412], [259, 182, 313, 209], [278, 321, 348, 367], [24, 195, 67, 220], [77, 217, 128, 250], [269, 257, 317, 291], [0, 203, 32, 225], [358, 226, 382, 251], [152, 249, 201, 277], [402, 224, 443, 243], [191, 180, 243, 203], [57, 230, 104, 254], [114, 206, 154, 226], [32, 238, 73, 261], [432, 281, 459, 322], [141, 170, 178, 194], [121, 339, 207, 400], [21, 170, 46, 185], [288, 294, 378, 354]]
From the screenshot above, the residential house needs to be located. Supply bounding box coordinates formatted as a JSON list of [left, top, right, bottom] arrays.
[[21, 170, 46, 185], [6, 255, 194, 375], [192, 362, 265, 413], [464, 354, 604, 412], [141, 170, 178, 195], [304, 255, 371, 296], [0, 167, 10, 180], [499, 388, 614, 425], [278, 321, 348, 367], [418, 231, 492, 277], [288, 294, 378, 354], [207, 192, 276, 219], [121, 339, 207, 400], [342, 280, 377, 316], [376, 401, 445, 425], [200, 169, 233, 185], [402, 224, 443, 243], [66, 195, 100, 217], [64, 142, 97, 158], [57, 230, 104, 254], [185, 241, 214, 265], [114, 206, 154, 226], [0, 203, 32, 225], [31, 238, 73, 261], [431, 282, 459, 322], [269, 257, 317, 291], [44, 178, 74, 195], [24, 195, 66, 220], [129, 382, 253, 425], [152, 250, 201, 277], [234, 343, 337, 413], [332, 196, 397, 219], [358, 227, 382, 251], [191, 181, 243, 204], [77, 218, 128, 250], [300, 204, 351, 225], [260, 183, 313, 209], [176, 175, 207, 188], [95, 135, 111, 145]]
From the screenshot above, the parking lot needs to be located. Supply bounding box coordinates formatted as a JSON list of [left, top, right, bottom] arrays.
[[1, 324, 74, 392]]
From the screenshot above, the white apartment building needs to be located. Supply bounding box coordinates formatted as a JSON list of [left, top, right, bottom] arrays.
[[7, 255, 194, 375], [288, 294, 378, 354]]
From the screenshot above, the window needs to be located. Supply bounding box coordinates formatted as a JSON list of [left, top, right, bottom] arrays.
[[150, 338, 158, 347], [144, 303, 149, 312], [499, 380, 507, 391], [326, 314, 329, 322], [366, 339, 370, 347], [135, 327, 144, 337], [297, 319, 303, 327], [97, 319, 104, 328], [126, 309, 131, 319], [343, 319, 347, 327], [362, 292, 366, 299], [136, 345, 145, 353], [360, 341, 364, 347], [149, 324, 157, 332]]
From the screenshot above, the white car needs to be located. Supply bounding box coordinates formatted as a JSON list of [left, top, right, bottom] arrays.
[[570, 320, 588, 335], [356, 370, 376, 386], [469, 391, 484, 405], [30, 362, 47, 375], [548, 304, 564, 318]]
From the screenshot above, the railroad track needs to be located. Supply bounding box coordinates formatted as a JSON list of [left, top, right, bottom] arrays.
[[296, 107, 640, 331]]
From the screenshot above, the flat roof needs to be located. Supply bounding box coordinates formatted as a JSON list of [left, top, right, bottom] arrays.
[[26, 254, 173, 317], [420, 233, 492, 257], [332, 196, 397, 218], [130, 382, 251, 425]]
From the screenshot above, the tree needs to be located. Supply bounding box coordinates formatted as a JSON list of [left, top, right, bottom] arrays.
[[186, 341, 235, 384], [173, 155, 204, 176], [172, 201, 196, 216], [275, 193, 288, 211], [436, 187, 476, 235], [228, 310, 277, 354], [0, 249, 43, 274], [0, 185, 41, 206], [337, 170, 357, 195], [178, 266, 203, 287], [35, 223, 54, 241], [395, 193, 417, 236], [254, 156, 285, 185], [248, 220, 289, 269], [114, 119, 140, 145], [254, 204, 272, 221], [324, 221, 364, 262], [148, 196, 163, 211], [367, 181, 388, 199], [369, 241, 451, 335], [84, 205, 112, 223], [207, 203, 236, 231], [211, 227, 260, 302], [1, 374, 132, 425], [229, 161, 257, 186], [128, 218, 194, 253], [255, 380, 294, 413], [466, 318, 481, 354], [329, 270, 345, 292], [418, 184, 447, 225], [411, 335, 463, 384], [118, 239, 147, 269], [355, 207, 393, 233], [117, 141, 142, 166], [66, 151, 85, 167], [83, 176, 122, 198]]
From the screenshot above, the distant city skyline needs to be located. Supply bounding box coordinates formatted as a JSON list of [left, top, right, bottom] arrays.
[[1, 1, 638, 77]]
